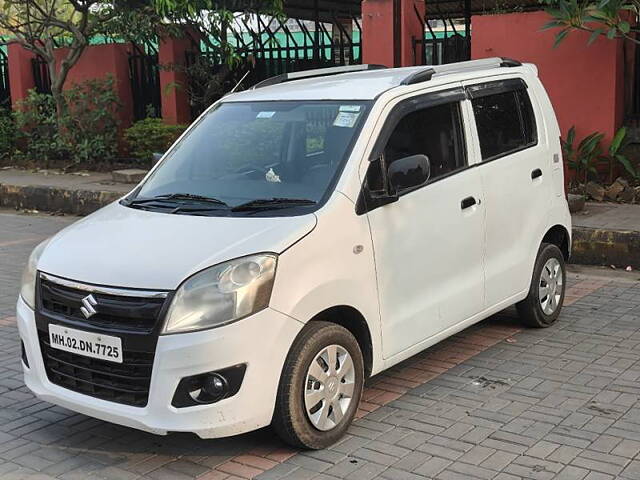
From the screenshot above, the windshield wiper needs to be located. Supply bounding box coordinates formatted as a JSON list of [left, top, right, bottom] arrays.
[[153, 193, 228, 206], [125, 193, 228, 208], [231, 197, 317, 212]]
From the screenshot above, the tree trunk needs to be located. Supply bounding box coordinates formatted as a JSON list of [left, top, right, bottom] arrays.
[[45, 54, 67, 134]]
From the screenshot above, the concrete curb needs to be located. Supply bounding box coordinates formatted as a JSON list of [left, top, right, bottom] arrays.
[[571, 226, 640, 269], [0, 183, 122, 216]]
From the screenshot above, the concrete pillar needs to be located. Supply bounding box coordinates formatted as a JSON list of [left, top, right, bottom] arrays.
[[7, 42, 37, 106], [362, 0, 425, 67], [58, 43, 135, 128], [158, 30, 200, 124]]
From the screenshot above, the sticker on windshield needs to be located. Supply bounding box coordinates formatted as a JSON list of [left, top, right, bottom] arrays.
[[339, 105, 361, 113], [333, 111, 360, 128], [256, 111, 276, 119]]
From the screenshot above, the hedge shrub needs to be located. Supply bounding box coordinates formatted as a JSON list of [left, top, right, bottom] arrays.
[[0, 108, 16, 161], [14, 76, 121, 169], [124, 118, 187, 163]]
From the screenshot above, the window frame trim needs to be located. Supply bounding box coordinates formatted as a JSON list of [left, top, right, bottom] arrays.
[[356, 88, 470, 215], [466, 78, 539, 164]]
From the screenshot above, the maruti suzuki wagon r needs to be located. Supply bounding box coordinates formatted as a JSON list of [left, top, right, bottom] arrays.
[[17, 58, 571, 449]]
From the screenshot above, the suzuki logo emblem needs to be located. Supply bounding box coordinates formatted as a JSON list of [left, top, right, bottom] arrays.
[[80, 294, 98, 319]]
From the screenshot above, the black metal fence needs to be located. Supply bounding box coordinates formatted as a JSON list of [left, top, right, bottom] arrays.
[[631, 42, 640, 121], [185, 13, 362, 119], [412, 3, 470, 66], [128, 46, 161, 121], [0, 48, 10, 108], [32, 56, 52, 94]]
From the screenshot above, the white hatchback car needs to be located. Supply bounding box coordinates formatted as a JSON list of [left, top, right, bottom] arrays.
[[17, 58, 571, 449]]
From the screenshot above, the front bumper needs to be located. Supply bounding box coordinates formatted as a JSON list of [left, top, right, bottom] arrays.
[[17, 296, 303, 438]]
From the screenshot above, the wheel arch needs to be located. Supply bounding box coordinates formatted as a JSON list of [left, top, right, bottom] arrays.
[[541, 224, 571, 261], [308, 305, 374, 379]]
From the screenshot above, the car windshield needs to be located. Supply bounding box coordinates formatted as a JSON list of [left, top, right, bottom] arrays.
[[130, 100, 371, 214]]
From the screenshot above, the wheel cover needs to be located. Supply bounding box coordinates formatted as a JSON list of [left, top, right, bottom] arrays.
[[539, 257, 563, 315], [304, 344, 355, 431]]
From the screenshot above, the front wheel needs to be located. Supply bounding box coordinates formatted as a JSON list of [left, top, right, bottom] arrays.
[[516, 243, 566, 328], [272, 321, 364, 449]]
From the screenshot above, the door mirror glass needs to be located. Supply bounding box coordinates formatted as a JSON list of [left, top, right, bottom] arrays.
[[388, 154, 431, 194]]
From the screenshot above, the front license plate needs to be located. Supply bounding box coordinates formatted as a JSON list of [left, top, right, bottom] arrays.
[[49, 324, 123, 363]]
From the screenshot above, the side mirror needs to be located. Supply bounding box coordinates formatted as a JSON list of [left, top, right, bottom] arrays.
[[152, 152, 164, 166], [388, 154, 431, 194]]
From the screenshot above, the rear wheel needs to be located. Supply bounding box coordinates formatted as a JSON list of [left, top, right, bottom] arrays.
[[516, 243, 566, 328], [272, 321, 364, 449]]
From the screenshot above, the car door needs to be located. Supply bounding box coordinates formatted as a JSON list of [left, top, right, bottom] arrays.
[[359, 88, 485, 359], [463, 77, 552, 308]]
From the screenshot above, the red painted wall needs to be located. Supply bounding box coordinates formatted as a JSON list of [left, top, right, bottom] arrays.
[[362, 0, 395, 66], [55, 43, 134, 128], [158, 34, 194, 125], [7, 43, 37, 108], [472, 11, 625, 143], [363, 0, 425, 67]]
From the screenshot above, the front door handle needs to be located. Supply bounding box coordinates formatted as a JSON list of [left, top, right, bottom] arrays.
[[461, 196, 477, 210], [531, 168, 543, 180]]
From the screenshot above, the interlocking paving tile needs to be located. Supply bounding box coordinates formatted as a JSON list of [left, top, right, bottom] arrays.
[[2, 211, 640, 479]]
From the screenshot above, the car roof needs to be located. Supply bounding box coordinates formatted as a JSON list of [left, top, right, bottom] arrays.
[[226, 66, 428, 102], [224, 59, 532, 102]]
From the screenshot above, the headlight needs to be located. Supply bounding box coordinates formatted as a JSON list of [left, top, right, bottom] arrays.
[[163, 253, 277, 334], [20, 239, 50, 309]]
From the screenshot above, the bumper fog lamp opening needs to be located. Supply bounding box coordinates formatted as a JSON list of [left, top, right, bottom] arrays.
[[189, 373, 228, 404], [172, 364, 247, 408]]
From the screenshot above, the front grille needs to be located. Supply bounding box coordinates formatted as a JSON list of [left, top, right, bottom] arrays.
[[38, 331, 154, 407], [40, 277, 166, 333], [36, 273, 171, 407]]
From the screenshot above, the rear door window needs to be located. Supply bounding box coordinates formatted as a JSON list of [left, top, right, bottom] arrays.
[[470, 83, 537, 161]]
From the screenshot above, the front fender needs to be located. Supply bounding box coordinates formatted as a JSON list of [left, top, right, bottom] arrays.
[[269, 193, 383, 375]]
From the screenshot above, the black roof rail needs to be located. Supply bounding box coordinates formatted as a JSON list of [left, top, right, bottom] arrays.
[[400, 57, 524, 87], [500, 57, 522, 67], [401, 68, 436, 85], [252, 64, 388, 89]]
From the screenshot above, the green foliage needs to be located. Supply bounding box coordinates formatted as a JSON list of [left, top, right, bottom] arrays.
[[561, 126, 604, 190], [14, 76, 122, 169], [543, 0, 639, 47], [150, 0, 285, 114], [617, 155, 640, 182], [0, 108, 16, 161], [14, 91, 67, 168], [124, 117, 187, 161], [613, 128, 640, 183], [64, 76, 122, 167], [604, 127, 630, 183], [562, 126, 637, 188]]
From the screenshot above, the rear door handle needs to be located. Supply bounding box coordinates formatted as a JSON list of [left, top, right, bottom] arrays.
[[461, 196, 477, 210], [531, 168, 543, 180]]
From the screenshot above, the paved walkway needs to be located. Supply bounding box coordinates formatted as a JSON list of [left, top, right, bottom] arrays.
[[573, 203, 640, 232], [0, 169, 130, 195], [1, 211, 640, 479]]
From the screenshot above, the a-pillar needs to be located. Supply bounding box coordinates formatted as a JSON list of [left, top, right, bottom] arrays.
[[158, 29, 201, 124], [7, 42, 37, 107], [362, 0, 425, 67]]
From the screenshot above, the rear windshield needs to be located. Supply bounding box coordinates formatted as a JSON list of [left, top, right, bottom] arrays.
[[131, 100, 370, 214]]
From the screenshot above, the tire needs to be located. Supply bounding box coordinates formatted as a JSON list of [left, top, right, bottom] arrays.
[[272, 321, 364, 449], [516, 243, 566, 328]]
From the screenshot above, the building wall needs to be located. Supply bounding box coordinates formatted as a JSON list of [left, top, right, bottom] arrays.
[[55, 43, 134, 129], [9, 43, 135, 129], [472, 11, 625, 143]]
